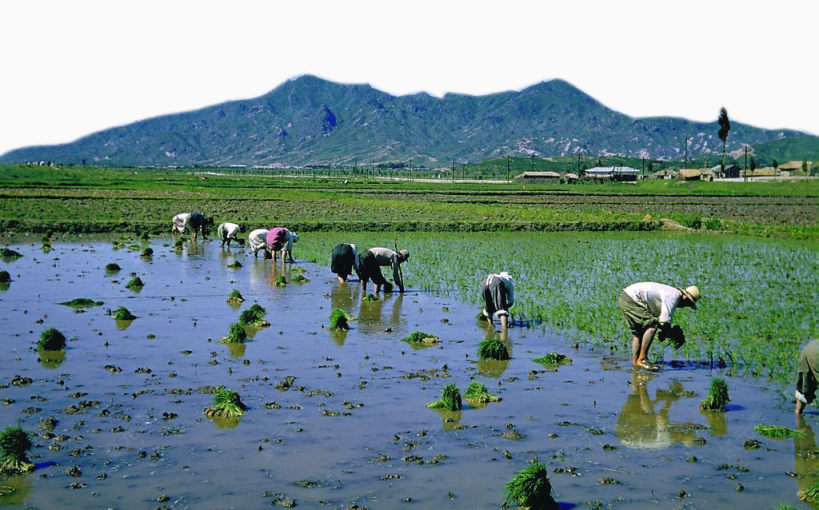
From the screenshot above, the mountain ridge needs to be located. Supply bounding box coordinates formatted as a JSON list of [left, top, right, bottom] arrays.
[[1, 75, 814, 167]]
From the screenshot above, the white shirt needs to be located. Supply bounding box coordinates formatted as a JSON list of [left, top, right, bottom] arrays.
[[624, 282, 682, 324]]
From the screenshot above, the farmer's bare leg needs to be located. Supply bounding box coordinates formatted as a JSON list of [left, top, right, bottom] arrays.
[[499, 314, 508, 330], [631, 335, 641, 364], [337, 275, 346, 284], [635, 327, 657, 366]]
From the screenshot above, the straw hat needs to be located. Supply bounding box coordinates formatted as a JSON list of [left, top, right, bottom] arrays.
[[680, 285, 701, 308], [398, 249, 410, 262]]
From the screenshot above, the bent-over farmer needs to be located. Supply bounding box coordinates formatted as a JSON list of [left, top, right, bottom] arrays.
[[795, 339, 819, 414], [217, 222, 241, 248], [187, 212, 211, 242], [248, 229, 270, 258], [331, 243, 360, 283], [266, 227, 299, 263], [481, 271, 514, 330], [358, 247, 408, 294], [619, 282, 700, 371], [172, 213, 191, 234]]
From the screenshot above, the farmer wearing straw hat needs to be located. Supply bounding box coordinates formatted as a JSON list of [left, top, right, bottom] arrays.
[[358, 247, 408, 294], [619, 282, 701, 370], [795, 339, 819, 414], [480, 271, 514, 330]]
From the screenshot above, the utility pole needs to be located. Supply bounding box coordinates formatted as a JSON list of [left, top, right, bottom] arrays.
[[744, 145, 748, 178], [506, 156, 510, 182], [684, 137, 690, 168]]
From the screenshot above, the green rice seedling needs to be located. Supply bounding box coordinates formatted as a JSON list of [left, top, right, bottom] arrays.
[[104, 263, 121, 273], [140, 247, 153, 257], [401, 331, 439, 345], [173, 237, 185, 250], [0, 426, 34, 475], [533, 353, 571, 367], [221, 322, 247, 344], [329, 308, 354, 330], [291, 274, 309, 283], [40, 231, 53, 244], [477, 337, 510, 361], [127, 243, 141, 252], [274, 275, 287, 287], [0, 248, 22, 260], [776, 504, 798, 510], [239, 304, 269, 328], [41, 242, 53, 252], [799, 481, 819, 505], [140, 231, 150, 241], [203, 387, 247, 418], [226, 289, 244, 305], [38, 328, 66, 351], [754, 424, 805, 439], [504, 460, 558, 510], [0, 271, 11, 283], [291, 266, 307, 273], [362, 293, 379, 301], [463, 382, 501, 405], [699, 378, 730, 411], [58, 298, 103, 308], [125, 277, 144, 290], [113, 307, 136, 321], [426, 384, 462, 411], [227, 260, 242, 269]]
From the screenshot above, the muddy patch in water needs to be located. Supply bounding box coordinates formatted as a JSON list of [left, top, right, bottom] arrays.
[[0, 238, 812, 508]]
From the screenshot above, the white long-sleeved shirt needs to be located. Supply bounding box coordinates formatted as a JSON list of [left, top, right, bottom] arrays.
[[248, 229, 268, 253], [624, 282, 682, 324]]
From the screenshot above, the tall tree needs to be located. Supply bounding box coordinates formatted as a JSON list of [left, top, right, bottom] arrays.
[[718, 107, 731, 176]]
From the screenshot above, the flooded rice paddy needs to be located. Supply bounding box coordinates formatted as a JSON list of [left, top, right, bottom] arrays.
[[0, 236, 816, 509]]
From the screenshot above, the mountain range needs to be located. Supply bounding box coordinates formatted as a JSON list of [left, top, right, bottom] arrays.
[[1, 75, 815, 167]]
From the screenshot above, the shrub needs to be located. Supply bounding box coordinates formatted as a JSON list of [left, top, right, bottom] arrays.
[[504, 460, 558, 510], [113, 307, 136, 321], [203, 388, 246, 418], [703, 217, 722, 230], [38, 328, 66, 351], [477, 337, 510, 360], [699, 378, 730, 411], [426, 384, 462, 411], [222, 322, 247, 343], [463, 382, 501, 405], [678, 214, 702, 229], [0, 426, 34, 475]]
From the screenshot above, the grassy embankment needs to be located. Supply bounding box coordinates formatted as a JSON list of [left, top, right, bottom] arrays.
[[0, 165, 816, 238]]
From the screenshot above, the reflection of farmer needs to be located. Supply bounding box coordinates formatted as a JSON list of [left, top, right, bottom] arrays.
[[619, 282, 700, 370], [217, 222, 241, 248], [358, 294, 404, 333], [794, 415, 818, 495], [616, 372, 695, 449], [330, 243, 360, 283], [481, 272, 514, 330], [267, 227, 299, 263], [248, 229, 269, 258], [795, 339, 819, 414], [358, 248, 408, 294]]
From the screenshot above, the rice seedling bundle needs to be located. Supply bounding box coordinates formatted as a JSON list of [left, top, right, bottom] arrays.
[[426, 384, 462, 411], [0, 426, 34, 475], [504, 460, 558, 510], [203, 388, 247, 418], [478, 337, 510, 360]]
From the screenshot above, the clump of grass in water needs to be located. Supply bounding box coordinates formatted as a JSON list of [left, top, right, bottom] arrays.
[[58, 298, 103, 308], [477, 337, 510, 360], [1, 248, 22, 260], [203, 387, 247, 418], [227, 260, 242, 269], [533, 352, 571, 367], [126, 277, 144, 290], [799, 481, 819, 505], [113, 307, 136, 321], [0, 271, 11, 283], [699, 378, 730, 411], [329, 308, 354, 330], [226, 289, 244, 305], [105, 263, 121, 273], [755, 424, 805, 439], [505, 460, 558, 510], [291, 274, 309, 283], [221, 322, 247, 344], [239, 304, 269, 328], [38, 328, 66, 351], [463, 382, 501, 405], [402, 331, 439, 345], [173, 237, 185, 250], [41, 242, 53, 253], [274, 275, 287, 287], [426, 384, 462, 411], [291, 266, 307, 274], [140, 247, 153, 257], [0, 426, 34, 475], [362, 293, 379, 302]]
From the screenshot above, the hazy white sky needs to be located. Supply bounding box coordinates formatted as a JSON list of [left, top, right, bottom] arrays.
[[1, 0, 817, 156]]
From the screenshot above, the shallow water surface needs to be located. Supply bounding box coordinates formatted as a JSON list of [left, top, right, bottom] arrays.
[[0, 238, 814, 509]]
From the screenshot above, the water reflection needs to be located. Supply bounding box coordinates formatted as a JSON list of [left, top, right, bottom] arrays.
[[330, 281, 358, 311], [37, 349, 65, 370], [358, 294, 404, 334], [616, 372, 697, 449], [0, 474, 31, 506], [795, 416, 819, 497], [476, 327, 511, 378]]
